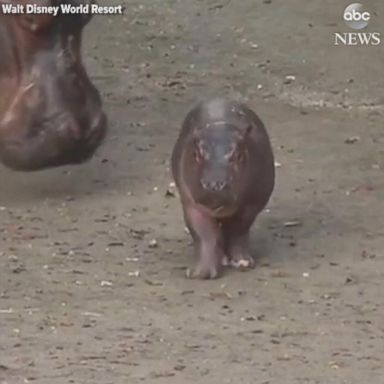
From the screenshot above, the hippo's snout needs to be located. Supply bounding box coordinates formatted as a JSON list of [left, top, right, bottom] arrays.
[[55, 109, 107, 163], [200, 164, 233, 193], [0, 3, 109, 171], [196, 169, 237, 213], [201, 178, 228, 192], [48, 112, 81, 139]]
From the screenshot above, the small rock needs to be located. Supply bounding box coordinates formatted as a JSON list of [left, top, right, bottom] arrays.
[[283, 220, 302, 227], [345, 276, 356, 285], [144, 279, 164, 286], [0, 308, 14, 314], [165, 189, 175, 198], [126, 257, 139, 262], [284, 75, 296, 84], [107, 242, 124, 247], [148, 239, 158, 248], [345, 136, 360, 144]]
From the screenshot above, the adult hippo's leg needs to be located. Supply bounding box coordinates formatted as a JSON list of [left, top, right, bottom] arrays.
[[182, 204, 225, 279]]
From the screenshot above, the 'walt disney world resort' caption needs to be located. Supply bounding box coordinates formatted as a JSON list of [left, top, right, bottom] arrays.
[[1, 2, 124, 16]]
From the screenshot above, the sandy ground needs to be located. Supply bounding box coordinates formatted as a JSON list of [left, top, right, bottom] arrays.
[[1, 1, 384, 383]]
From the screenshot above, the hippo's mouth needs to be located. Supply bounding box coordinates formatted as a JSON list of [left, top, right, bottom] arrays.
[[195, 202, 238, 218], [194, 195, 238, 218], [213, 205, 238, 218]]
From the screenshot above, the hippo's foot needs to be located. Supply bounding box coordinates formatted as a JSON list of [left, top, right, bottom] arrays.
[[221, 255, 230, 267], [181, 205, 224, 279], [186, 260, 220, 280], [226, 235, 255, 270], [228, 252, 255, 270], [186, 246, 223, 279]]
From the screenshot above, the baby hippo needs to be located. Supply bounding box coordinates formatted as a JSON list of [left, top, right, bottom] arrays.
[[171, 98, 275, 279]]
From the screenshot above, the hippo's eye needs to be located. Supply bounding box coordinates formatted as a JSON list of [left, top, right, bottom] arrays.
[[194, 148, 204, 163], [230, 150, 244, 163], [194, 140, 209, 162]]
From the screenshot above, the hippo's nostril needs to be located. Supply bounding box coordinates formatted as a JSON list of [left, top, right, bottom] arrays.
[[216, 181, 226, 191], [91, 112, 106, 130], [51, 114, 81, 140], [88, 112, 107, 138], [201, 180, 209, 190], [213, 181, 226, 191], [201, 179, 227, 192]]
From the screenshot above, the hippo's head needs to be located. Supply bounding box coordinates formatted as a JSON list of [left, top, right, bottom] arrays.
[[0, 0, 107, 171], [187, 122, 252, 215]]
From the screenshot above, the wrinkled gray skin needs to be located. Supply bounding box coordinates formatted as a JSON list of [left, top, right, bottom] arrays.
[[172, 98, 275, 279]]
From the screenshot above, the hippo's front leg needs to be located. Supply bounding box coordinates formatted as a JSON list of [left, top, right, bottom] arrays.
[[225, 232, 255, 269], [222, 206, 259, 270], [182, 204, 224, 279]]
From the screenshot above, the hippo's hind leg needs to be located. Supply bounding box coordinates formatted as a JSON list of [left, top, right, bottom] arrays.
[[222, 205, 260, 270], [182, 204, 225, 279]]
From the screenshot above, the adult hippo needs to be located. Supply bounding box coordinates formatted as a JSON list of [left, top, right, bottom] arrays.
[[0, 0, 107, 171]]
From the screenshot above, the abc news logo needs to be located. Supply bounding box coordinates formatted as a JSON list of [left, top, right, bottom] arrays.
[[334, 3, 380, 46]]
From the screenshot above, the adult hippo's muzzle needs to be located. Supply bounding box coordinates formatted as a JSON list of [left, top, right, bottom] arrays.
[[0, 0, 107, 171]]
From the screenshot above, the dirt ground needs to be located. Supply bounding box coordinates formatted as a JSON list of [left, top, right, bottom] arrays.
[[1, 1, 384, 383]]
